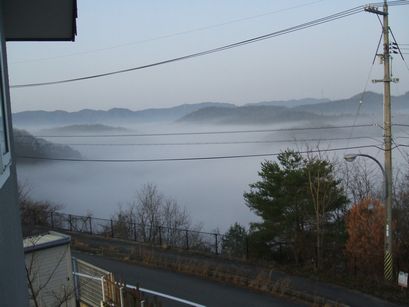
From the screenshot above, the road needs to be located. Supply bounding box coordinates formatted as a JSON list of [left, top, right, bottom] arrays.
[[73, 251, 305, 307]]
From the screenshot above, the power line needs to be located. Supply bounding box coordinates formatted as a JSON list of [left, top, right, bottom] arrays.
[[392, 138, 409, 163], [10, 0, 329, 65], [15, 124, 378, 138], [19, 135, 382, 147], [346, 29, 383, 147], [393, 124, 409, 128], [16, 144, 385, 163], [396, 144, 409, 148], [10, 5, 366, 89], [386, 0, 409, 6], [389, 27, 409, 73]]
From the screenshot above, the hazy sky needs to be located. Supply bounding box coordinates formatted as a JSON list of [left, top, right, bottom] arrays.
[[6, 0, 409, 112]]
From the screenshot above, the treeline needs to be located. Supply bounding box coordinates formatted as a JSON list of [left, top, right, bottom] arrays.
[[19, 183, 215, 253], [222, 149, 409, 285], [13, 129, 81, 161]]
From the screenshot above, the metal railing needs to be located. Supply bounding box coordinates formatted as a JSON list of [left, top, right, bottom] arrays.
[[72, 257, 204, 307], [45, 211, 228, 256], [72, 257, 109, 306]]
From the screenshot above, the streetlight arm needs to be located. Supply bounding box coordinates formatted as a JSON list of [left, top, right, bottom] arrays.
[[344, 153, 388, 202]]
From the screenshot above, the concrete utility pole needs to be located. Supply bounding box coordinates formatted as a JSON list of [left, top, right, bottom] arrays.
[[382, 0, 393, 282], [365, 0, 395, 281]]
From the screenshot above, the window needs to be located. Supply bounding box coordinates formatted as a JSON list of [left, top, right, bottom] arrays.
[[0, 39, 11, 188]]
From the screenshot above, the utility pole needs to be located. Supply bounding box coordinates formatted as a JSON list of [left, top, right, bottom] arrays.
[[382, 0, 393, 283], [365, 0, 396, 281]]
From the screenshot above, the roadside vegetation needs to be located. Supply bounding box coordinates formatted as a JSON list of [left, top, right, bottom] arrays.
[[221, 148, 409, 303], [19, 148, 409, 303], [110, 184, 206, 250]]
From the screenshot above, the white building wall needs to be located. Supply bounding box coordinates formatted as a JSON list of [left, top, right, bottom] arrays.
[[25, 244, 75, 307]]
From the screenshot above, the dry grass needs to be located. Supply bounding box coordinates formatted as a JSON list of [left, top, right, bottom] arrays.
[[69, 232, 347, 306]]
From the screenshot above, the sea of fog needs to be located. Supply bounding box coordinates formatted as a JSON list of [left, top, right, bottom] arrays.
[[16, 120, 405, 232]]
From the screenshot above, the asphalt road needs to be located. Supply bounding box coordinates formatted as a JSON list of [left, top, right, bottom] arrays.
[[73, 251, 306, 307]]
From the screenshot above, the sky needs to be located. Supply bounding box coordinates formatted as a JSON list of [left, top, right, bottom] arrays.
[[6, 0, 409, 112]]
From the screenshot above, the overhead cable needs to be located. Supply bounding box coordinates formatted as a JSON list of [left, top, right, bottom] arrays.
[[14, 124, 379, 138], [18, 136, 382, 147], [10, 5, 365, 89], [16, 144, 385, 163], [10, 0, 328, 65]]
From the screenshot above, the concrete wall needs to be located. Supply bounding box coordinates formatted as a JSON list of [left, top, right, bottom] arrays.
[[0, 1, 29, 306]]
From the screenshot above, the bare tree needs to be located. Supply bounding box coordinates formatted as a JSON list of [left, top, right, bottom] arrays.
[[305, 152, 348, 270], [340, 159, 381, 204], [113, 183, 202, 246], [18, 183, 62, 235], [131, 184, 163, 241]]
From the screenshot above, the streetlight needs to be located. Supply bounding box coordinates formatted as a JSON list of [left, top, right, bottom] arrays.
[[344, 153, 393, 281]]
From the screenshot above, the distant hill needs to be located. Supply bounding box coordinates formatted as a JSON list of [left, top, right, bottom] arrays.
[[13, 102, 235, 127], [12, 92, 409, 127], [246, 98, 330, 108], [14, 129, 81, 162], [178, 105, 325, 125], [177, 92, 409, 124], [295, 92, 409, 115], [39, 124, 128, 135]]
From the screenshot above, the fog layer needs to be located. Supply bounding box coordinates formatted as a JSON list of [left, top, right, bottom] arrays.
[[16, 119, 397, 232]]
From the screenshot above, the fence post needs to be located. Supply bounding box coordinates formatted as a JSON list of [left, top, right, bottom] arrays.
[[214, 233, 218, 255], [110, 219, 114, 238], [354, 256, 357, 277], [245, 235, 249, 260], [185, 230, 189, 250], [101, 276, 106, 303], [50, 211, 54, 229], [71, 257, 80, 303], [120, 286, 124, 307], [69, 214, 73, 232], [89, 217, 93, 235], [159, 226, 162, 246]]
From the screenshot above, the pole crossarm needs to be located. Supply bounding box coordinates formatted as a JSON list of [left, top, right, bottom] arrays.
[[364, 5, 387, 15]]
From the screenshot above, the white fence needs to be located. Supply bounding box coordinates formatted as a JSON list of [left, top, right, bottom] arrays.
[[72, 257, 206, 307], [72, 257, 110, 306]]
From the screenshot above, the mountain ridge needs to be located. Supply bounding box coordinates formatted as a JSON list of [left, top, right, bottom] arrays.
[[13, 129, 81, 162], [12, 92, 409, 127], [13, 102, 235, 127]]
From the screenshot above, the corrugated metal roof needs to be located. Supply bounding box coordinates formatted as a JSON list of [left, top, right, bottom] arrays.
[[23, 231, 71, 253]]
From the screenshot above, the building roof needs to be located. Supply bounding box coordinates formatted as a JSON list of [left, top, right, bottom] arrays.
[[23, 231, 71, 253], [3, 0, 77, 41]]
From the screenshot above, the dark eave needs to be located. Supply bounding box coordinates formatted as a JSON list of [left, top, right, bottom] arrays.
[[3, 0, 77, 42]]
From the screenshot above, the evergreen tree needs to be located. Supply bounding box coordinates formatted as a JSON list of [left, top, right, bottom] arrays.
[[221, 223, 247, 258], [244, 149, 347, 265]]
